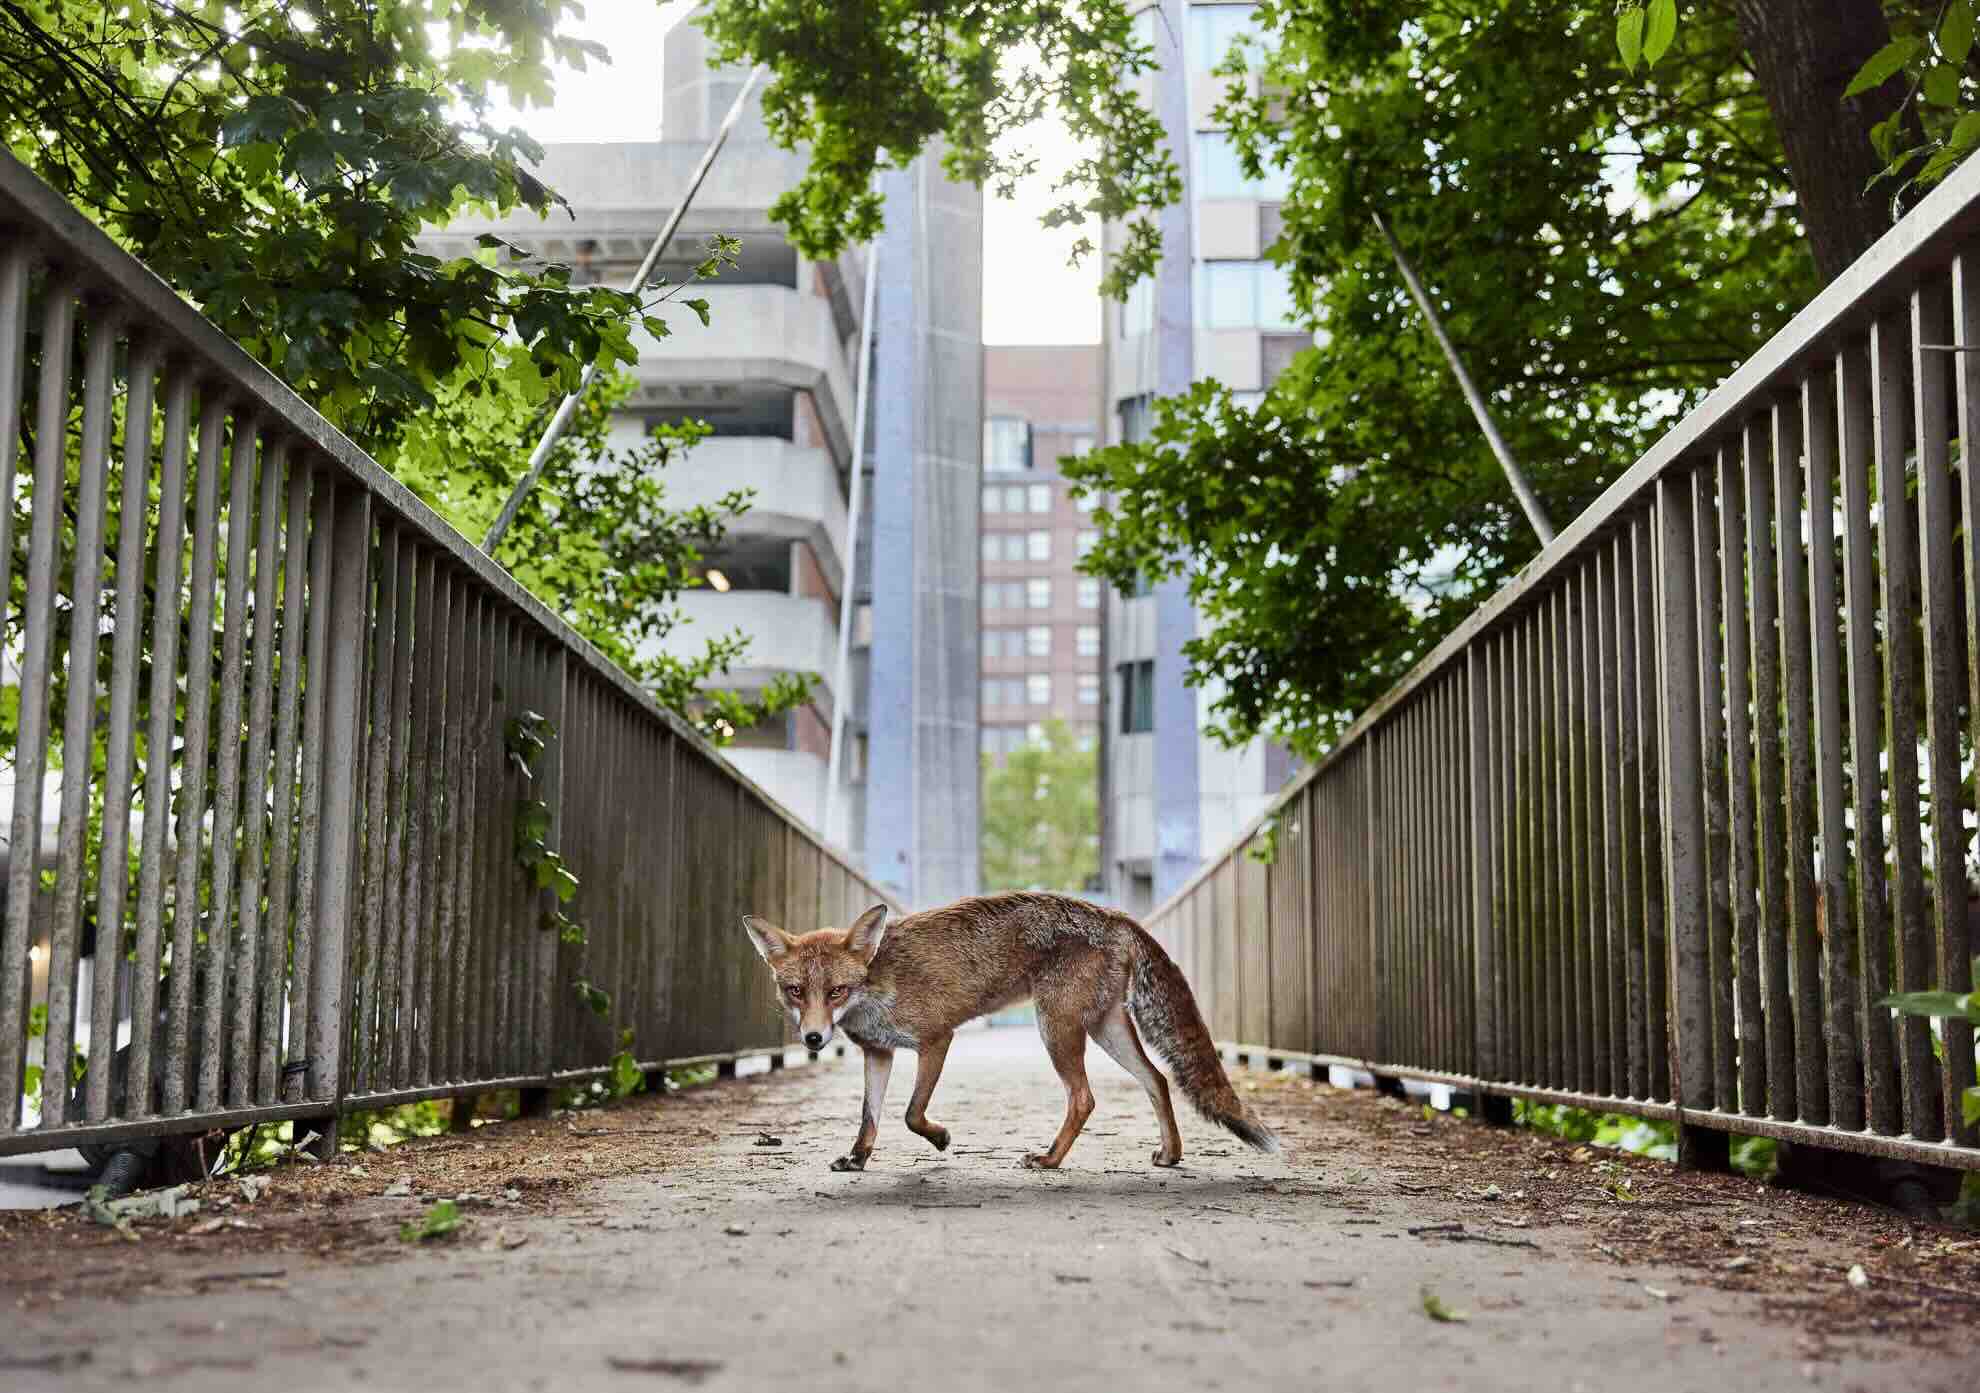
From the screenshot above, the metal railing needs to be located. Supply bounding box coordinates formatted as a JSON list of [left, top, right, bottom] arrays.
[[0, 150, 894, 1158], [1147, 152, 1980, 1174]]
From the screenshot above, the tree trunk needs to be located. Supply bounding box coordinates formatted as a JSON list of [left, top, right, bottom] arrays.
[[1734, 0, 1915, 284]]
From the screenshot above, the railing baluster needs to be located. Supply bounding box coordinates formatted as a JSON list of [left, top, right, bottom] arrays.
[[1947, 251, 1980, 1146], [1841, 338, 1902, 1135], [1881, 298, 1942, 1142], [1, 274, 76, 1129], [1744, 415, 1793, 1122], [88, 342, 159, 1121], [265, 456, 314, 1103], [1914, 272, 1964, 1146], [198, 414, 261, 1111], [42, 306, 119, 1130], [127, 371, 194, 1118], [1807, 361, 1864, 1131], [1656, 465, 1715, 1146], [1718, 436, 1764, 1117], [231, 440, 286, 1107]]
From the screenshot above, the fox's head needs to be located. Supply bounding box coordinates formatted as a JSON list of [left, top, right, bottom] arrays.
[[739, 903, 888, 1051]]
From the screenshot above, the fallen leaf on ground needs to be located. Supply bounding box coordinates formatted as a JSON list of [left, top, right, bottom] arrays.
[[1420, 1286, 1468, 1323]]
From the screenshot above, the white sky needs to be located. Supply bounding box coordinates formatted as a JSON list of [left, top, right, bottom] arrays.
[[484, 0, 1100, 345]]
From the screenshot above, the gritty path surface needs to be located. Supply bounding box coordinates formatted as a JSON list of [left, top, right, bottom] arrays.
[[3, 1025, 1976, 1392]]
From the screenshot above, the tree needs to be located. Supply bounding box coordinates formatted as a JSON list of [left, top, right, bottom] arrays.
[[699, 0, 1177, 297], [702, 0, 1978, 756], [1065, 1, 1816, 754], [2, 0, 808, 740], [981, 720, 1099, 893]]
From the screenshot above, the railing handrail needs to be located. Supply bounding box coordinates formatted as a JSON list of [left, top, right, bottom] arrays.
[[1146, 146, 1980, 930], [0, 147, 875, 888]]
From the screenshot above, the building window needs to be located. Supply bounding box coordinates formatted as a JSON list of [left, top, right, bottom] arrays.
[[1027, 530, 1052, 562], [1075, 723, 1098, 752], [982, 485, 1004, 514], [1003, 484, 1027, 512], [1028, 483, 1051, 514], [1198, 260, 1300, 331], [1201, 261, 1256, 330], [1077, 578, 1101, 609], [983, 627, 1024, 659], [1119, 395, 1154, 446], [1191, 3, 1260, 72], [1118, 659, 1155, 734], [1026, 578, 1052, 609], [1076, 625, 1100, 657], [1078, 673, 1100, 705], [985, 416, 1032, 473], [981, 533, 1000, 563], [983, 581, 1027, 611], [1067, 433, 1096, 457], [1026, 625, 1051, 657], [1121, 277, 1154, 338], [1194, 131, 1290, 201], [1076, 530, 1099, 558], [1027, 673, 1052, 706], [1073, 487, 1098, 513]]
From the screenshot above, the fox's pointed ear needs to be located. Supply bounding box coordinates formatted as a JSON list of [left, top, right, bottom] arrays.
[[740, 915, 793, 963], [843, 903, 889, 962]]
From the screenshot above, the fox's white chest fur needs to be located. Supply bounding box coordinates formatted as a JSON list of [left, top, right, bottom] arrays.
[[840, 993, 917, 1051]]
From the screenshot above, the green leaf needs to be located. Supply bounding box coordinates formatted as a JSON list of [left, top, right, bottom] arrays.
[[1964, 1085, 1980, 1127], [1642, 0, 1677, 67], [609, 1045, 644, 1098], [400, 1199, 463, 1242], [1942, 2, 1977, 69], [683, 298, 711, 327], [1420, 1286, 1468, 1323], [1880, 990, 1976, 1021], [1845, 36, 1922, 98], [1922, 63, 1961, 107], [1615, 6, 1645, 73]]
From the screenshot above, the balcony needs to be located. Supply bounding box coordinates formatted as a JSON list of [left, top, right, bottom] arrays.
[[642, 588, 839, 699], [647, 436, 850, 594], [627, 285, 857, 464]]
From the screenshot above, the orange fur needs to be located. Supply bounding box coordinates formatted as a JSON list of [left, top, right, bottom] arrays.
[[741, 892, 1279, 1171]]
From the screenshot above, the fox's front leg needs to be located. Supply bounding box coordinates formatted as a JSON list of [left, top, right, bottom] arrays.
[[831, 1046, 894, 1172]]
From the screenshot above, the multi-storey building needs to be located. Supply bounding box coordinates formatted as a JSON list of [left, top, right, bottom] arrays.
[[1099, 0, 1305, 916], [978, 346, 1106, 763], [429, 19, 982, 905]]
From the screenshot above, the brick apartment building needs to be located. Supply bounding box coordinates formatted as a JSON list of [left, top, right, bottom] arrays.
[[979, 345, 1106, 762]]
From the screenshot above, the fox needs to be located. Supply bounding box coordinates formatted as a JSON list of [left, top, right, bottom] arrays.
[[739, 891, 1280, 1171]]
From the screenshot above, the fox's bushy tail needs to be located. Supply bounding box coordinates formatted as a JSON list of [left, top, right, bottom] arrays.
[[1126, 927, 1281, 1154]]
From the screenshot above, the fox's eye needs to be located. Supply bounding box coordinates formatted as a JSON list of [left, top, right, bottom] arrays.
[[828, 986, 848, 1001], [783, 985, 802, 1000]]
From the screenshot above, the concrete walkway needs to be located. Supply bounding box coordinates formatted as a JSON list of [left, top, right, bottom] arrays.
[[1, 1026, 1971, 1391]]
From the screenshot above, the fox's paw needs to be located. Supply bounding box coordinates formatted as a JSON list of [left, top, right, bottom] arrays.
[[925, 1127, 950, 1152], [1151, 1149, 1182, 1168], [829, 1154, 868, 1172], [1020, 1152, 1061, 1170]]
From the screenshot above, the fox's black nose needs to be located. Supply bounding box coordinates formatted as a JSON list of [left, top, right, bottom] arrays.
[[804, 1031, 824, 1050]]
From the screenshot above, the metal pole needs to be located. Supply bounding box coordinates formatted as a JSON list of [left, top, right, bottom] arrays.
[[483, 64, 768, 554], [823, 235, 881, 844], [1371, 210, 1555, 547]]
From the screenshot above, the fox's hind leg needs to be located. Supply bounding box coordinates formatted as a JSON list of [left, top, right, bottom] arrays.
[[1023, 999, 1096, 1170], [1091, 1004, 1183, 1167], [904, 1031, 954, 1152]]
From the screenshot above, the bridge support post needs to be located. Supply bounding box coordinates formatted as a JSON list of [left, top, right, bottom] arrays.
[[1373, 1074, 1407, 1100], [717, 1058, 737, 1080]]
